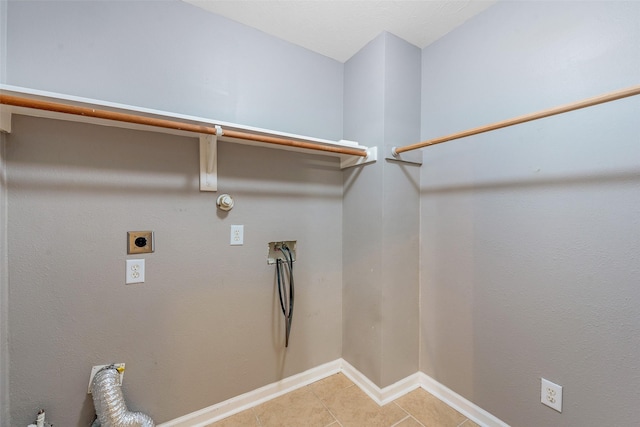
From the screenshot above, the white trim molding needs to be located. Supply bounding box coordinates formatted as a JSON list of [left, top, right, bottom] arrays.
[[158, 359, 510, 427], [340, 359, 421, 406], [158, 360, 342, 427], [418, 372, 510, 427]]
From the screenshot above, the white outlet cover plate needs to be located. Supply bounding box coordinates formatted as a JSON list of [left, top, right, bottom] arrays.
[[541, 377, 563, 412], [230, 225, 244, 245], [126, 259, 145, 284], [88, 363, 125, 394]]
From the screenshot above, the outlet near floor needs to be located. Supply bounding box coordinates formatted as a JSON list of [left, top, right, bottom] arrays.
[[541, 377, 563, 412]]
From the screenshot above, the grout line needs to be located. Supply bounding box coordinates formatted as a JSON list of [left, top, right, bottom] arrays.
[[390, 415, 412, 427], [316, 395, 341, 425], [393, 398, 408, 414], [307, 383, 342, 427], [250, 407, 262, 426], [392, 401, 409, 415], [413, 415, 428, 427], [390, 402, 427, 427]]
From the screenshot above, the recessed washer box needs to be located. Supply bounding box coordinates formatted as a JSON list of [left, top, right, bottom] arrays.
[[267, 241, 297, 264]]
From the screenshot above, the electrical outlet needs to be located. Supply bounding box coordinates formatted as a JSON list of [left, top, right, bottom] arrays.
[[230, 225, 244, 245], [126, 259, 145, 284], [541, 378, 563, 412], [88, 363, 125, 394], [127, 231, 154, 254]]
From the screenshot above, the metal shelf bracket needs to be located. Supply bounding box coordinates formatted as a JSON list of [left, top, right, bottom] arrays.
[[0, 111, 11, 133], [199, 133, 218, 192], [341, 146, 378, 169]]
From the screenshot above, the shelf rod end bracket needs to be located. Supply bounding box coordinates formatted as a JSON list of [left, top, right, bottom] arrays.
[[340, 146, 377, 169], [387, 146, 422, 165]]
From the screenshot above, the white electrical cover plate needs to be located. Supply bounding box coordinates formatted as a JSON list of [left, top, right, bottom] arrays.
[[230, 225, 244, 245], [88, 363, 125, 394], [541, 377, 563, 412], [126, 259, 145, 284]]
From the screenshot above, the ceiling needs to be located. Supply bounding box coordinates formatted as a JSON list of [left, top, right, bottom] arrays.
[[183, 0, 496, 62]]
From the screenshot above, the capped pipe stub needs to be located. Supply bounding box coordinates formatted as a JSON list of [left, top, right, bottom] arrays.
[[216, 194, 234, 211]]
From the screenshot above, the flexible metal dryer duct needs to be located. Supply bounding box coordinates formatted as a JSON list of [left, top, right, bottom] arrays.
[[91, 366, 155, 427]]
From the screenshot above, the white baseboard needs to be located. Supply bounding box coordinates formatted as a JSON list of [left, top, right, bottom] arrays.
[[417, 372, 510, 427], [157, 359, 341, 427], [158, 359, 509, 427], [340, 359, 421, 405]]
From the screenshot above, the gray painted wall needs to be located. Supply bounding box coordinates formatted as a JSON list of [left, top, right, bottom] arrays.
[[1, 2, 10, 425], [5, 0, 343, 140], [343, 32, 420, 388], [343, 33, 386, 385], [4, 1, 345, 425], [379, 34, 421, 388], [0, 0, 6, 84], [420, 1, 640, 426], [0, 139, 7, 427], [0, 141, 7, 426], [6, 0, 640, 426], [7, 118, 344, 426]]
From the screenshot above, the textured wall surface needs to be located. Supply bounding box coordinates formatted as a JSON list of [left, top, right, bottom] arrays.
[[342, 32, 420, 388], [5, 0, 343, 140], [5, 0, 640, 426], [7, 116, 344, 426], [0, 0, 6, 84], [0, 138, 8, 427], [419, 2, 640, 426], [4, 1, 345, 425], [342, 33, 386, 385], [379, 33, 421, 387], [1, 3, 10, 425]]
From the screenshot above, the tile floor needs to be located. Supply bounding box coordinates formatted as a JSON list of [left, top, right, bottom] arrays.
[[207, 373, 480, 427]]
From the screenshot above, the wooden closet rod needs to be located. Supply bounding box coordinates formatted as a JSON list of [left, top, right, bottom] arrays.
[[393, 84, 640, 156], [0, 94, 367, 157]]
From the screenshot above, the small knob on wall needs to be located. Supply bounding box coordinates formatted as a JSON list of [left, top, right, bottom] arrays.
[[216, 194, 234, 211]]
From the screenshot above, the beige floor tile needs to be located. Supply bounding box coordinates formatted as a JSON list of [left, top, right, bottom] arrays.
[[309, 372, 355, 401], [394, 389, 466, 427], [322, 383, 407, 427], [206, 408, 260, 426], [205, 376, 479, 427], [254, 387, 336, 427], [392, 416, 424, 426]]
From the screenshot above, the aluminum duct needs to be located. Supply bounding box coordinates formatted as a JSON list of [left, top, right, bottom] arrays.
[[90, 366, 154, 427]]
